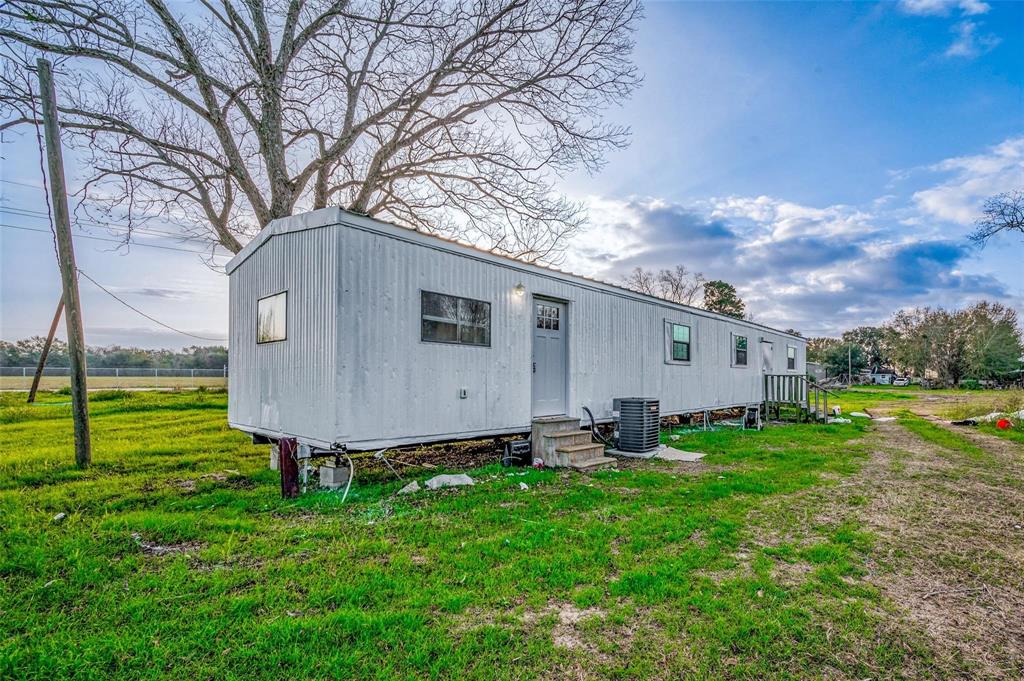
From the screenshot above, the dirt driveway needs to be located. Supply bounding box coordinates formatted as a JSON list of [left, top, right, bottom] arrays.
[[849, 397, 1024, 678]]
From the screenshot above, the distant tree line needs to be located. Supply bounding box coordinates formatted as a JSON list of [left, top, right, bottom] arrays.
[[623, 266, 747, 319], [1, 338, 228, 370], [807, 301, 1023, 386]]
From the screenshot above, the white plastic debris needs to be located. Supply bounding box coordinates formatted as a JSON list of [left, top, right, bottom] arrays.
[[397, 480, 421, 495], [52, 512, 67, 523], [873, 417, 897, 423], [962, 409, 1024, 424], [519, 482, 529, 491], [828, 417, 852, 424], [849, 412, 871, 419], [424, 473, 475, 490]]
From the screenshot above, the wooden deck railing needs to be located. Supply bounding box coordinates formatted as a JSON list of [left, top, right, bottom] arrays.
[[763, 374, 835, 423]]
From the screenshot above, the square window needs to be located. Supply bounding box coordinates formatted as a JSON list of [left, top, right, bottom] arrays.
[[787, 346, 797, 370], [256, 292, 287, 343]]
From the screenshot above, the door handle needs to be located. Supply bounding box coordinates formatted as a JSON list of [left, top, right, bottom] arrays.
[[533, 362, 536, 374]]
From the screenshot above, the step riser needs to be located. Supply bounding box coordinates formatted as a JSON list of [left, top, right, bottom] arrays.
[[567, 450, 603, 465], [542, 431, 593, 447], [556, 444, 606, 466], [540, 435, 591, 462], [568, 456, 617, 472]]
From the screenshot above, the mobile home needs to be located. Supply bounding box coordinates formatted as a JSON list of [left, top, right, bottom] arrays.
[[226, 208, 806, 452]]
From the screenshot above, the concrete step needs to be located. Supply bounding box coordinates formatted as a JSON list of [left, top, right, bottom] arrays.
[[532, 415, 581, 433], [542, 430, 594, 447], [532, 415, 584, 463], [568, 456, 617, 472], [555, 442, 607, 465]]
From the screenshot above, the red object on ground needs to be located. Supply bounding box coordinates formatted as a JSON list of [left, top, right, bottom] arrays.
[[996, 419, 1012, 430]]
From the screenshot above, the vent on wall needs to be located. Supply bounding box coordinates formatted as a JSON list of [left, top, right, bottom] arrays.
[[613, 397, 660, 453]]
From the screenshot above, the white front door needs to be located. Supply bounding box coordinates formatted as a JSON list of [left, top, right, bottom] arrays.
[[531, 299, 567, 417], [760, 340, 774, 373]]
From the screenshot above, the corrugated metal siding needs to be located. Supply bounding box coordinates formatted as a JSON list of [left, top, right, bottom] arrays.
[[228, 227, 337, 445], [228, 213, 807, 449], [333, 225, 806, 447]]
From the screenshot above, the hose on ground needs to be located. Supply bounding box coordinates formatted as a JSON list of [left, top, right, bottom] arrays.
[[581, 406, 614, 448]]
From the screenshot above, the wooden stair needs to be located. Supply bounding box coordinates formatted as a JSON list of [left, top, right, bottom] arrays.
[[531, 416, 616, 470], [763, 374, 838, 423]]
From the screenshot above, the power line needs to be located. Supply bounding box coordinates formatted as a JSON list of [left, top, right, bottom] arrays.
[[0, 177, 46, 190], [77, 268, 227, 342], [4, 205, 186, 238], [0, 222, 228, 256], [1, 203, 220, 245]]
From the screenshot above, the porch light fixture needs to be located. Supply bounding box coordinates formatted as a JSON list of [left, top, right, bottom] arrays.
[[513, 283, 526, 296]]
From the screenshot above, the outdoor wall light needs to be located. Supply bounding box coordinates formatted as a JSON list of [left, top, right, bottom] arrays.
[[513, 283, 526, 296]]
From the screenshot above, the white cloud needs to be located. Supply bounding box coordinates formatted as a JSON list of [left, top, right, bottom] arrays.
[[913, 136, 1024, 225], [707, 195, 875, 242], [564, 192, 1011, 336], [944, 19, 1001, 58], [898, 0, 990, 16]]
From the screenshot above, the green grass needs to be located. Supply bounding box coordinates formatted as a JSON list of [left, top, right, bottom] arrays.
[[0, 390, 935, 679], [977, 420, 1024, 444], [893, 411, 989, 459], [835, 386, 917, 414], [935, 389, 1024, 422]]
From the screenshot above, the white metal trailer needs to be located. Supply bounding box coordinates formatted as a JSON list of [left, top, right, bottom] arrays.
[[226, 208, 806, 450]]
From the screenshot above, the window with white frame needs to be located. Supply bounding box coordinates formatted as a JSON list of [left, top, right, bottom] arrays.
[[787, 345, 797, 370], [256, 291, 287, 343], [733, 334, 748, 366], [666, 322, 691, 362], [421, 291, 491, 346]]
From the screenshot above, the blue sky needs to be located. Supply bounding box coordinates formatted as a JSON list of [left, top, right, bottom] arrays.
[[1, 0, 1022, 348]]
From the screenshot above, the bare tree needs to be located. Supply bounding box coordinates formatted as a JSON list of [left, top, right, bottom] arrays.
[[623, 264, 705, 305], [970, 190, 1024, 246], [0, 0, 641, 262], [622, 266, 657, 296]]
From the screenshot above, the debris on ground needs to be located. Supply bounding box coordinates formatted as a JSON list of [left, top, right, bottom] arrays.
[[519, 482, 529, 490], [52, 512, 66, 523], [424, 473, 475, 490], [952, 409, 1023, 427], [397, 480, 421, 495], [873, 416, 897, 423], [657, 450, 705, 462], [828, 417, 852, 424], [850, 411, 872, 419]]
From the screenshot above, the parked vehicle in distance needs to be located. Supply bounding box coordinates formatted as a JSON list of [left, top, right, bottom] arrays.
[[892, 377, 911, 387]]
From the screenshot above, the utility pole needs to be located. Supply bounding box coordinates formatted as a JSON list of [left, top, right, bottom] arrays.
[[848, 345, 852, 386], [37, 58, 91, 467], [27, 296, 64, 404]]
